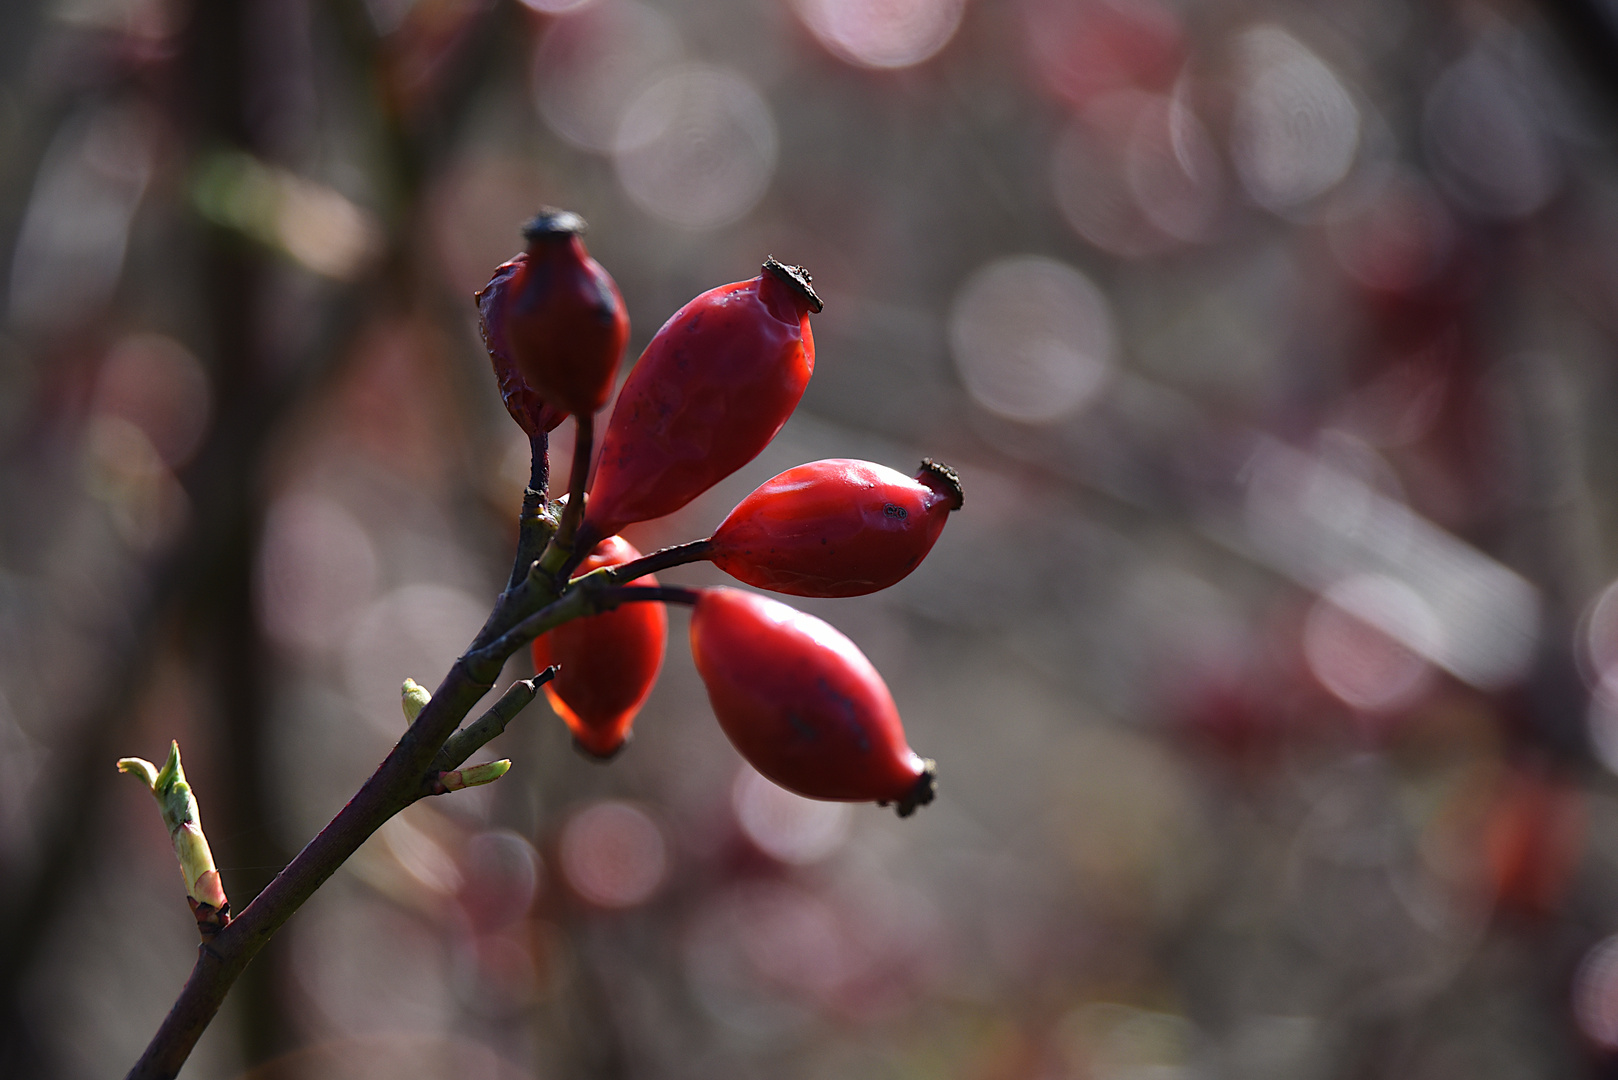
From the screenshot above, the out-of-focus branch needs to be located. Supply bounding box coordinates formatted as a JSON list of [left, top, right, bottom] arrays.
[[123, 519, 632, 1078]]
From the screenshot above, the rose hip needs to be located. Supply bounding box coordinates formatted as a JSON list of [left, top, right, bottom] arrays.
[[689, 587, 935, 815], [709, 458, 963, 597], [501, 208, 629, 417], [582, 259, 821, 543]]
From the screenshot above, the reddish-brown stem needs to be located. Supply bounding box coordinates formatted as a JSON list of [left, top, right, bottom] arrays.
[[507, 432, 552, 591], [605, 538, 715, 583], [546, 411, 593, 579], [604, 585, 703, 607]]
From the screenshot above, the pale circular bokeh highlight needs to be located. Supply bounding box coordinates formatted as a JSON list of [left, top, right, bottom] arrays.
[[791, 0, 965, 70], [1424, 51, 1560, 221], [1580, 578, 1618, 689], [559, 800, 668, 908], [1052, 91, 1221, 257], [518, 0, 595, 12], [1575, 934, 1618, 1050], [1231, 25, 1360, 212], [532, 0, 683, 152], [613, 65, 777, 230], [342, 584, 489, 732], [93, 333, 212, 468], [949, 255, 1115, 424], [257, 494, 379, 653], [732, 766, 852, 865], [1303, 574, 1439, 713]]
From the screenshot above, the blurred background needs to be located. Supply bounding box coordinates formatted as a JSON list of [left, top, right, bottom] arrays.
[[8, 0, 1618, 1075]]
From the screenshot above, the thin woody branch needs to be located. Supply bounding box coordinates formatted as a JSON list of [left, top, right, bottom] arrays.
[[604, 538, 715, 583]]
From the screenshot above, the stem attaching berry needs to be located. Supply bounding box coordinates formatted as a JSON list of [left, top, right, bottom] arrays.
[[531, 535, 667, 758]]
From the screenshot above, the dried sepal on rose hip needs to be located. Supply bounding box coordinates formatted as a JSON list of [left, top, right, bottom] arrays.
[[709, 458, 963, 597], [531, 535, 668, 758], [688, 587, 935, 816], [499, 208, 629, 418], [477, 252, 567, 436], [582, 258, 822, 544]]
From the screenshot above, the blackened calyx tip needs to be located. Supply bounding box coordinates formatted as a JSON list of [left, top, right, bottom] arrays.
[[523, 207, 587, 240], [894, 759, 937, 818], [763, 256, 823, 314], [918, 459, 964, 511]]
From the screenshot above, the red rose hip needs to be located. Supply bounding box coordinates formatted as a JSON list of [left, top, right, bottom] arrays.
[[582, 259, 822, 543], [531, 535, 667, 758], [710, 458, 963, 597], [689, 587, 935, 815], [501, 208, 629, 417]]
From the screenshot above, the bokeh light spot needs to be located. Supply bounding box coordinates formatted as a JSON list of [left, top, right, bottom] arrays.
[[518, 0, 595, 12], [733, 765, 852, 865], [1303, 574, 1438, 713], [1231, 26, 1360, 212], [1576, 934, 1618, 1051], [343, 584, 488, 731], [1052, 91, 1220, 256], [459, 830, 541, 933], [1022, 0, 1184, 108], [257, 494, 380, 653], [949, 255, 1114, 423], [613, 65, 777, 230], [1581, 579, 1618, 689], [790, 0, 965, 70], [532, 0, 683, 152], [559, 800, 668, 909], [1424, 51, 1560, 220], [92, 333, 212, 468]]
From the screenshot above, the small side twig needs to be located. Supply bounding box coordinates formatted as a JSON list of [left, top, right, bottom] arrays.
[[433, 668, 556, 776]]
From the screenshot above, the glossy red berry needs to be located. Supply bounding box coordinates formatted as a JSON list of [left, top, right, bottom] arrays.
[[531, 535, 667, 758], [709, 458, 963, 597], [501, 209, 629, 417], [582, 259, 822, 543], [689, 588, 935, 815], [476, 253, 567, 436]]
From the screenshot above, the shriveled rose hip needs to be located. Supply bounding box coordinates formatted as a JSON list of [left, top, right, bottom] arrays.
[[476, 252, 567, 436], [501, 208, 629, 418]]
